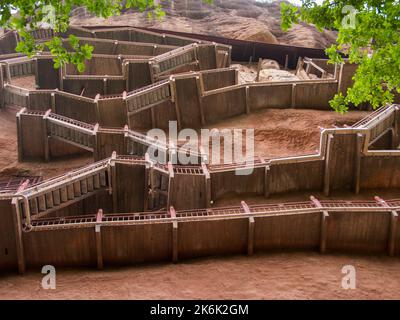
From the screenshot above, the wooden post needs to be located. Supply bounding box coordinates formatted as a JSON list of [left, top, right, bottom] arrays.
[[201, 162, 211, 208], [148, 61, 156, 83], [95, 209, 104, 270], [11, 198, 26, 274], [245, 86, 250, 114], [337, 63, 344, 94], [248, 216, 255, 256], [43, 109, 51, 162], [171, 79, 182, 131], [167, 162, 174, 208], [221, 52, 228, 68], [320, 211, 329, 253], [150, 108, 156, 128], [16, 109, 24, 162], [256, 58, 262, 82], [94, 94, 101, 124], [5, 62, 11, 84], [310, 196, 329, 253], [291, 83, 296, 108], [323, 134, 334, 196], [375, 196, 398, 256], [191, 76, 205, 127], [110, 151, 118, 212], [33, 58, 39, 89], [50, 92, 56, 113], [241, 201, 254, 256], [389, 211, 398, 257], [392, 107, 400, 149], [264, 165, 270, 198], [93, 123, 100, 161], [170, 207, 178, 263], [0, 64, 4, 108], [354, 133, 364, 194], [103, 78, 108, 96], [59, 66, 64, 91], [284, 55, 289, 70], [144, 153, 151, 211], [113, 41, 119, 55]]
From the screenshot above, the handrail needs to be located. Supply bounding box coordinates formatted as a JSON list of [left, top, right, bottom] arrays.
[[27, 196, 400, 230]]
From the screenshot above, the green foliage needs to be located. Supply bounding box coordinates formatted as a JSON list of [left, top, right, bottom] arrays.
[[0, 0, 210, 71], [280, 0, 400, 111]]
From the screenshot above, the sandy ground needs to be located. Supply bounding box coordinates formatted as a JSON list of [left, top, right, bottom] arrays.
[[2, 252, 400, 300], [11, 75, 37, 90], [72, 0, 337, 49], [201, 108, 370, 162]]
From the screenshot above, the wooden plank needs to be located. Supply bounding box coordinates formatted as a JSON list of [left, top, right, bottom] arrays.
[[73, 181, 82, 197], [320, 211, 329, 253], [248, 216, 255, 256], [111, 162, 118, 212], [60, 186, 68, 202], [52, 189, 61, 206], [67, 184, 75, 200], [323, 134, 334, 196], [11, 198, 26, 274], [264, 165, 270, 198], [172, 220, 178, 263], [388, 211, 398, 257], [245, 86, 250, 114], [354, 133, 363, 194], [38, 195, 46, 211], [196, 76, 206, 126], [99, 171, 107, 187], [95, 209, 104, 270], [87, 176, 94, 192], [93, 173, 101, 189], [81, 178, 88, 194], [29, 198, 39, 215], [45, 192, 54, 209], [291, 83, 296, 108]]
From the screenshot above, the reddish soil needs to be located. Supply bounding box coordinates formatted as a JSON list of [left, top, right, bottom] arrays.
[[202, 108, 370, 161], [11, 75, 36, 90], [2, 252, 400, 300]]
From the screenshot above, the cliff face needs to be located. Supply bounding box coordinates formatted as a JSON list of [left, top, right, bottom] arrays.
[[71, 0, 337, 49]]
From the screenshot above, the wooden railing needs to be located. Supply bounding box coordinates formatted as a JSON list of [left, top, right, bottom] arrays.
[[149, 44, 198, 78], [47, 113, 96, 152], [125, 79, 171, 115]]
